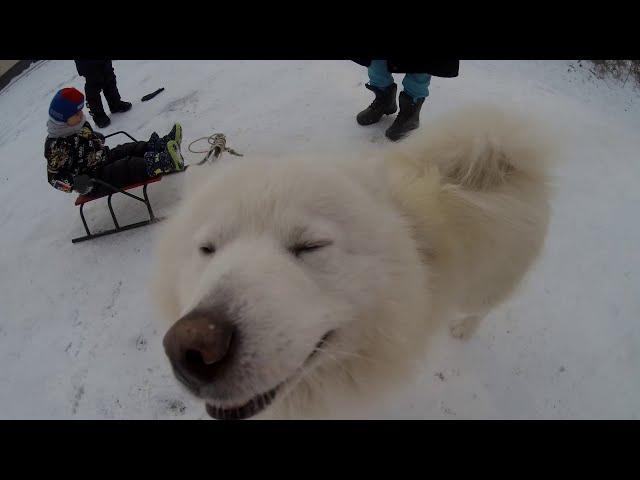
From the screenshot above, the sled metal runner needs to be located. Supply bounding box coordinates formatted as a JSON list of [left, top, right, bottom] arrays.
[[72, 176, 162, 243], [72, 131, 164, 244]]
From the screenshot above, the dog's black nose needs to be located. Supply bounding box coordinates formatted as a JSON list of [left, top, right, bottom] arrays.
[[163, 309, 235, 387]]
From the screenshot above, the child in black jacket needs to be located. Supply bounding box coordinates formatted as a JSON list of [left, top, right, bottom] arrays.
[[44, 87, 183, 196]]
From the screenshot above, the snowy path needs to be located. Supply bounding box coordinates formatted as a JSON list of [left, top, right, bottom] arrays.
[[0, 60, 638, 419]]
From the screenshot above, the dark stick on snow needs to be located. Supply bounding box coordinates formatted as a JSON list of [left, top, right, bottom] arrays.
[[141, 88, 165, 102]]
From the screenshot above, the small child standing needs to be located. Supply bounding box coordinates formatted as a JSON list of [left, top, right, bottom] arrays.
[[45, 87, 184, 196], [74, 60, 131, 128]]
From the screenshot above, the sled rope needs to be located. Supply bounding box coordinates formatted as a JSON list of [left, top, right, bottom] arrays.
[[188, 133, 243, 166]]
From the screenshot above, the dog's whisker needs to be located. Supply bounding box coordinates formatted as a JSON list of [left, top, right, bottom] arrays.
[[314, 346, 379, 365]]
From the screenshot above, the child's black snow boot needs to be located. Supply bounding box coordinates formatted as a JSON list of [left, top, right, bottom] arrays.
[[110, 100, 132, 113], [92, 112, 111, 129]]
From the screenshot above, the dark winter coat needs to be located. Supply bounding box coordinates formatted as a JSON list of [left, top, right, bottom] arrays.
[[353, 60, 459, 78], [44, 122, 109, 192]]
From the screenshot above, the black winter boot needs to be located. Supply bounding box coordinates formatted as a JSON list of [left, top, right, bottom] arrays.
[[162, 123, 182, 145], [144, 148, 177, 177], [385, 91, 425, 141], [110, 100, 132, 113], [92, 112, 111, 129], [356, 83, 398, 126], [146, 132, 166, 153]]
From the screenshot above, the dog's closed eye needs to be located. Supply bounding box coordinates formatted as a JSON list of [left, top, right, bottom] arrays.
[[199, 243, 216, 255], [290, 241, 332, 258]]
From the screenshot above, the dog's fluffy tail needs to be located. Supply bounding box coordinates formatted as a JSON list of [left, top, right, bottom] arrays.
[[396, 104, 556, 191]]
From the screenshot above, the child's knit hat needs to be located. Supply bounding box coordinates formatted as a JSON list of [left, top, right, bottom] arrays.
[[49, 88, 85, 122]]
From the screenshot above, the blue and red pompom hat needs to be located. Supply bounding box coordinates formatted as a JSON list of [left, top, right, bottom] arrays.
[[49, 87, 85, 122]]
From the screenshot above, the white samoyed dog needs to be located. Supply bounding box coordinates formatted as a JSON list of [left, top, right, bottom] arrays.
[[151, 105, 554, 419]]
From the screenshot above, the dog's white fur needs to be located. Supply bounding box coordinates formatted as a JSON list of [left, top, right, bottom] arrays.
[[151, 105, 554, 419]]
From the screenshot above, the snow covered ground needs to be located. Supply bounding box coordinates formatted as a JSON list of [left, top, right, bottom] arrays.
[[0, 60, 638, 419]]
